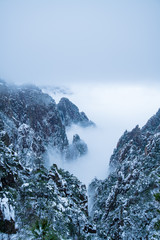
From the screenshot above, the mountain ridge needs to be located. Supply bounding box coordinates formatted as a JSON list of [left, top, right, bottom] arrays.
[[0, 80, 92, 166], [89, 108, 160, 239]]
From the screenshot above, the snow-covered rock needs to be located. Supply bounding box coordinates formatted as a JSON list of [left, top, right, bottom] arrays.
[[0, 80, 96, 239], [57, 97, 95, 127], [89, 108, 160, 239], [0, 80, 92, 166]]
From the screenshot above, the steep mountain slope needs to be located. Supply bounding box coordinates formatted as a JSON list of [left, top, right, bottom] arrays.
[[57, 97, 95, 127], [0, 140, 91, 239], [0, 80, 91, 166], [89, 109, 160, 239], [0, 80, 68, 166], [0, 80, 96, 239]]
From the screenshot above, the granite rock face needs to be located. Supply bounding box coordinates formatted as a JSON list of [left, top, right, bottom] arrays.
[[0, 80, 69, 166], [57, 97, 95, 127], [0, 80, 92, 165], [89, 109, 160, 239]]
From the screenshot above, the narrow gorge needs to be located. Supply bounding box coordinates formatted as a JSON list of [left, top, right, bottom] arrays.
[[0, 80, 160, 240]]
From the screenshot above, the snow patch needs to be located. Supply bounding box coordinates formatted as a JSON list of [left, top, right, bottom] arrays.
[[0, 196, 15, 221]]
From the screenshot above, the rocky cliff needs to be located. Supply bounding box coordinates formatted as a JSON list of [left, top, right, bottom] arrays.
[[89, 109, 160, 239], [0, 80, 95, 239], [0, 139, 91, 239], [57, 97, 95, 127], [0, 80, 91, 166]]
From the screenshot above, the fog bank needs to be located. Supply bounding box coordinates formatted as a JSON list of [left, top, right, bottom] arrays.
[[46, 83, 160, 186]]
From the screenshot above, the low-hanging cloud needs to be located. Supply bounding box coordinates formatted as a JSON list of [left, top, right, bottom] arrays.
[[47, 83, 160, 186], [47, 124, 115, 186]]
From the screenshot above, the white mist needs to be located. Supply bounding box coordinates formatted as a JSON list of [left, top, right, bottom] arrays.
[[46, 83, 160, 186]]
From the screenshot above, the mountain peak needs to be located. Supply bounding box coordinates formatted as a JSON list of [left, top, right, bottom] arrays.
[[57, 97, 95, 127], [142, 108, 160, 133]]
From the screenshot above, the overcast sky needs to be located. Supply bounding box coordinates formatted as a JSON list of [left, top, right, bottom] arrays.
[[0, 0, 160, 86]]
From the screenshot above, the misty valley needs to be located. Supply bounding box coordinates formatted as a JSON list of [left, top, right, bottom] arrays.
[[1, 0, 160, 238], [0, 80, 160, 240]]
